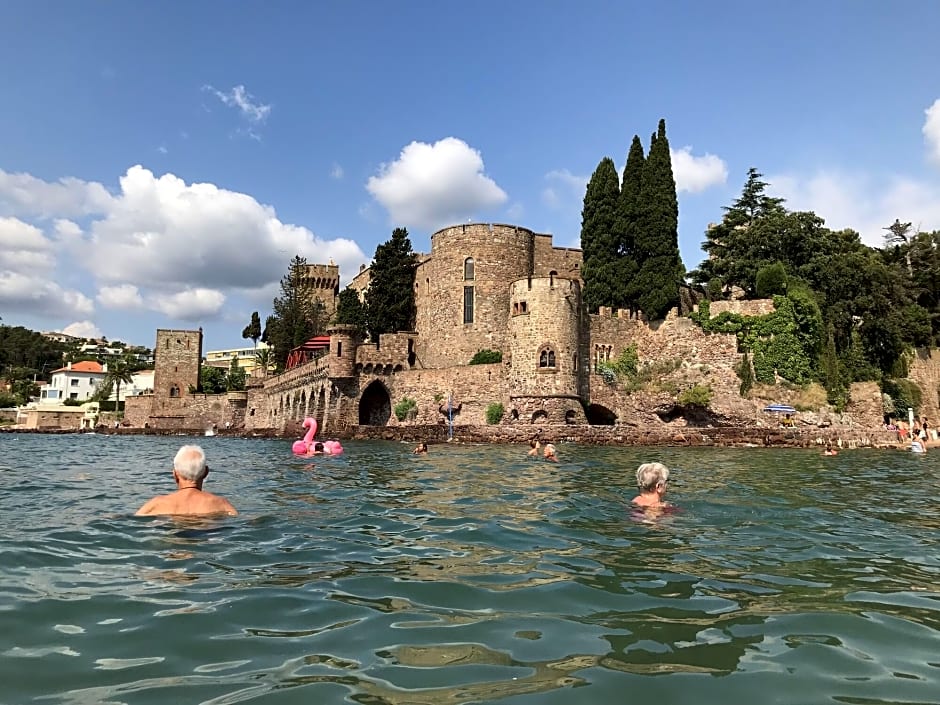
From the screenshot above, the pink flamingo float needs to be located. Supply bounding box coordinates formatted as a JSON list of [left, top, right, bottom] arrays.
[[291, 417, 343, 456]]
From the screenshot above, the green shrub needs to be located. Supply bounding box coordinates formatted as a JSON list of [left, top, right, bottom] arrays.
[[394, 396, 417, 422], [0, 392, 18, 408], [737, 351, 754, 396], [882, 379, 922, 417], [469, 349, 502, 365], [678, 384, 712, 408], [63, 398, 83, 406], [485, 402, 505, 425], [755, 262, 787, 297]]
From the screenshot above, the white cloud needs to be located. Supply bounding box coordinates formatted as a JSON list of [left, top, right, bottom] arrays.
[[542, 169, 587, 210], [63, 320, 103, 339], [157, 145, 168, 155], [769, 170, 940, 246], [0, 217, 54, 271], [204, 84, 272, 139], [924, 98, 940, 166], [367, 137, 508, 230], [0, 271, 94, 319], [0, 168, 113, 218], [670, 146, 728, 194], [331, 163, 344, 180], [151, 288, 226, 320], [97, 284, 144, 310], [0, 165, 367, 323]]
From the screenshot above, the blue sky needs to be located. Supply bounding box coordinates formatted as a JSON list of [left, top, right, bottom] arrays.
[[2, 1, 940, 352]]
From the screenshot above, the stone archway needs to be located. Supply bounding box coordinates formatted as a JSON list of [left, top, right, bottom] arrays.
[[586, 403, 617, 425], [359, 380, 392, 426]]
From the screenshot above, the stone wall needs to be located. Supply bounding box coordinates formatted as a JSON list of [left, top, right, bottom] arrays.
[[907, 349, 940, 421], [380, 363, 509, 426], [355, 332, 417, 371], [153, 328, 202, 401], [708, 300, 776, 317], [300, 262, 340, 319]]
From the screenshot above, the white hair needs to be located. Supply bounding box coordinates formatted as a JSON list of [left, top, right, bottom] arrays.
[[636, 462, 669, 491], [174, 444, 208, 482]]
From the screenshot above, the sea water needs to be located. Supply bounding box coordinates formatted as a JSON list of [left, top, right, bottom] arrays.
[[0, 434, 938, 704]]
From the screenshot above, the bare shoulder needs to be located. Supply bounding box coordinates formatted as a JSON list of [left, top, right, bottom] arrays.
[[208, 493, 238, 515], [135, 495, 166, 516]]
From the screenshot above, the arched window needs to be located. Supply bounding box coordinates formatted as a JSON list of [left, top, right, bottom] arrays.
[[539, 346, 556, 368], [464, 257, 474, 280]]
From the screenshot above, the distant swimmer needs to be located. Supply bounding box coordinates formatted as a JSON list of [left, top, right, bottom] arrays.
[[543, 443, 558, 462], [413, 441, 428, 454], [135, 444, 237, 517], [527, 439, 541, 457], [823, 443, 838, 456], [632, 462, 670, 508]]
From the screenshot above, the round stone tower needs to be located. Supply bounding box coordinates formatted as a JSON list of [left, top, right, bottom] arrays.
[[327, 324, 362, 378], [414, 223, 537, 368], [507, 276, 586, 423]]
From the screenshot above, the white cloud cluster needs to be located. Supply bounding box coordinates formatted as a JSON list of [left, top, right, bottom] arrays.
[[367, 137, 508, 230], [670, 147, 728, 194], [63, 321, 103, 339], [769, 98, 940, 246], [0, 165, 366, 326], [204, 84, 272, 139], [924, 99, 940, 166]]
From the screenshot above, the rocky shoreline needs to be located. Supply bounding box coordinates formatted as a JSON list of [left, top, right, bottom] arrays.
[[0, 423, 905, 450]]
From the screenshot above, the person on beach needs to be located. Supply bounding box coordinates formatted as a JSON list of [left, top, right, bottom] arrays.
[[413, 441, 428, 454], [527, 439, 541, 457], [543, 443, 558, 462], [632, 462, 670, 508], [135, 445, 237, 516]]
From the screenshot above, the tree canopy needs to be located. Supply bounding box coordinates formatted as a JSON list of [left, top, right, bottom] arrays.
[[264, 256, 327, 371], [365, 227, 418, 339]]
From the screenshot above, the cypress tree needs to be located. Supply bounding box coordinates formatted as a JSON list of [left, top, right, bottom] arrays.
[[365, 227, 418, 340], [579, 157, 621, 313], [616, 135, 645, 310], [633, 119, 683, 320], [334, 287, 367, 331], [267, 256, 319, 370]]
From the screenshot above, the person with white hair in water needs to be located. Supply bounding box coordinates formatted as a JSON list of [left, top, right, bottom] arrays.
[[135, 445, 237, 516], [632, 462, 670, 508]]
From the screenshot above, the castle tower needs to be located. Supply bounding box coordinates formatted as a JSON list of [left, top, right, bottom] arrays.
[[153, 328, 202, 400], [327, 324, 362, 378], [300, 262, 340, 320], [414, 223, 538, 368], [507, 276, 586, 423]]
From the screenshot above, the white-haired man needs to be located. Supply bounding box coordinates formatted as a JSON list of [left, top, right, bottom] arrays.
[[632, 462, 670, 508], [136, 444, 237, 516]]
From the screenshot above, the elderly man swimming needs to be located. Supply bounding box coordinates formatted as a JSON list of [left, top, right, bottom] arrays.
[[136, 444, 237, 516], [632, 462, 670, 508]]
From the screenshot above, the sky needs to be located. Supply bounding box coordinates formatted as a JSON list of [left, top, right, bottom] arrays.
[[2, 1, 940, 352]]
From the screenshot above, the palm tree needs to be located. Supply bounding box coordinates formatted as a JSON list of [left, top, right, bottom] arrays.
[[101, 359, 134, 411], [254, 347, 272, 376]]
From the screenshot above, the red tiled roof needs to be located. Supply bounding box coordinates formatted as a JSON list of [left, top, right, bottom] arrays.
[[52, 361, 104, 374]]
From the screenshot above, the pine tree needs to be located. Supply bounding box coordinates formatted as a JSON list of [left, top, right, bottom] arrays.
[[266, 256, 319, 370], [241, 311, 262, 347], [579, 157, 621, 313], [616, 135, 645, 310], [365, 227, 418, 340], [633, 119, 683, 320], [334, 287, 367, 331]]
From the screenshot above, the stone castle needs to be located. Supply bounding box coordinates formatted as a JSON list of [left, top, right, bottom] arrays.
[[126, 221, 925, 437], [126, 223, 776, 434]]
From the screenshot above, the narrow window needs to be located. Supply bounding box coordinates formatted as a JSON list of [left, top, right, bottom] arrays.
[[573, 354, 578, 371], [513, 303, 518, 315], [540, 350, 548, 367], [521, 301, 527, 313], [464, 257, 475, 281], [337, 341, 342, 357], [463, 286, 474, 323], [548, 350, 556, 367]]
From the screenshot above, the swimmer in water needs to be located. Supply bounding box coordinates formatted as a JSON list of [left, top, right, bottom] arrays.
[[413, 441, 428, 454], [527, 439, 541, 457], [632, 462, 670, 508], [135, 445, 237, 516]]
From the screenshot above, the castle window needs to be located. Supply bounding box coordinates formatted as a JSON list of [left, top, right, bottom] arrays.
[[573, 353, 578, 371], [464, 257, 475, 281], [463, 286, 474, 324], [539, 347, 556, 368], [549, 270, 557, 287], [337, 342, 342, 357], [169, 385, 179, 398], [513, 303, 518, 315], [521, 301, 527, 314]]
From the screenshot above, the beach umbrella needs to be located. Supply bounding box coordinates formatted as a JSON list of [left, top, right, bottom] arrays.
[[764, 404, 796, 414]]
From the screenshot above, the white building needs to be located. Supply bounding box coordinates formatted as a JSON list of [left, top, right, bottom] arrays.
[[40, 361, 107, 403]]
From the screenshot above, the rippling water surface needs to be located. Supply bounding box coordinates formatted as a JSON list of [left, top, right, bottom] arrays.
[[1, 434, 939, 704]]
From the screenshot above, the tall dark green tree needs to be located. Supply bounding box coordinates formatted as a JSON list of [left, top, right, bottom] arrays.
[[266, 256, 319, 370], [365, 227, 418, 340], [241, 311, 262, 348], [579, 157, 621, 313], [633, 119, 683, 320], [334, 287, 368, 331], [616, 135, 644, 310]]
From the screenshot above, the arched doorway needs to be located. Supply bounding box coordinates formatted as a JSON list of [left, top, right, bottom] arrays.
[[586, 403, 617, 425], [359, 380, 392, 426], [532, 409, 548, 424]]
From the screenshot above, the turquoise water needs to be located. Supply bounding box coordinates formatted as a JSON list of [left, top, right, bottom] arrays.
[[1, 434, 939, 704]]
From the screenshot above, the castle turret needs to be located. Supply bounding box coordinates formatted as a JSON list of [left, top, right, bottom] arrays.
[[507, 276, 586, 423], [300, 262, 340, 320], [327, 324, 362, 378]]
